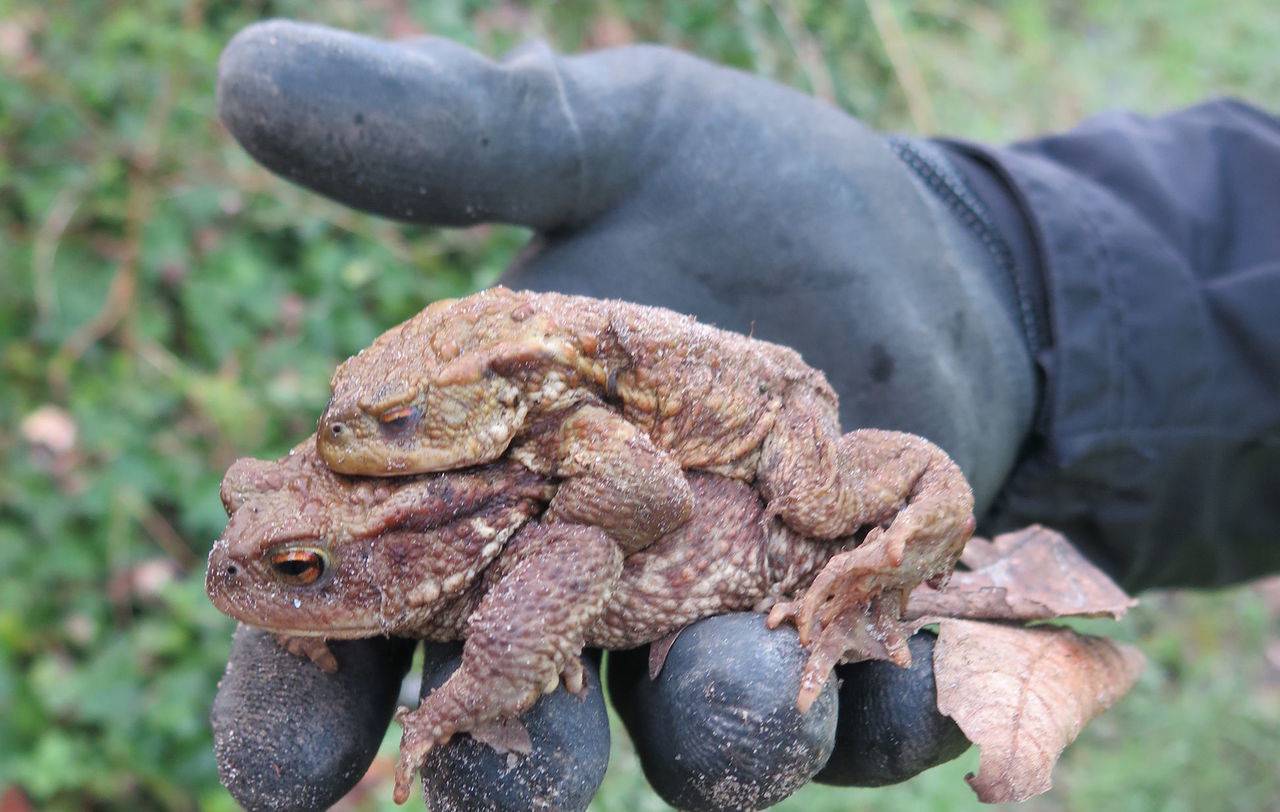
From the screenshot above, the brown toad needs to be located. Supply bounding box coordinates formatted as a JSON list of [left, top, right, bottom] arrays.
[[206, 439, 967, 803], [315, 287, 974, 656]]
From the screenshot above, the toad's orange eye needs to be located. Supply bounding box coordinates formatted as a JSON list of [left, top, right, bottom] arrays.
[[270, 548, 327, 586], [380, 405, 416, 423], [379, 404, 421, 434]]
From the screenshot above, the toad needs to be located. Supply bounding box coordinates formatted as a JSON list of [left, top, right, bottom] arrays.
[[206, 438, 969, 803], [314, 287, 974, 658]]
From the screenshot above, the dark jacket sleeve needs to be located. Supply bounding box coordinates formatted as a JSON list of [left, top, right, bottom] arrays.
[[944, 99, 1280, 590]]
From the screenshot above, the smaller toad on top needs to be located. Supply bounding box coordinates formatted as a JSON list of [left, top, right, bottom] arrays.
[[316, 287, 974, 677]]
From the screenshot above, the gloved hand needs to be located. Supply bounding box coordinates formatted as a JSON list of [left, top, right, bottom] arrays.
[[211, 19, 1041, 810]]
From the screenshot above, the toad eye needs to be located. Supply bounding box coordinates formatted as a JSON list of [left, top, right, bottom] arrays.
[[269, 547, 328, 586], [379, 404, 422, 435]]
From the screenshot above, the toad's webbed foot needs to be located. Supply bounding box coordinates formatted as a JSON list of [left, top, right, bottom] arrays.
[[390, 522, 621, 803], [759, 412, 974, 708], [393, 652, 589, 801], [767, 529, 917, 710], [766, 428, 975, 710], [272, 633, 338, 673], [393, 703, 456, 803], [560, 652, 586, 695]]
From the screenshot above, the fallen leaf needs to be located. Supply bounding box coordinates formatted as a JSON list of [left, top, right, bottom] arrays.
[[648, 628, 682, 679], [1, 784, 34, 812], [933, 619, 1145, 803], [0, 14, 43, 78], [907, 525, 1136, 623], [466, 716, 533, 756], [108, 558, 179, 606], [587, 14, 636, 48], [21, 404, 77, 455]]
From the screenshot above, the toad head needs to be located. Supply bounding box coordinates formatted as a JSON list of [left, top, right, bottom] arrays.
[[205, 440, 550, 638], [315, 289, 576, 476]]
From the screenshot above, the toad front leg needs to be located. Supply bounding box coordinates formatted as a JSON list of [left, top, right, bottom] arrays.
[[391, 522, 623, 803], [763, 421, 975, 710], [516, 403, 695, 553], [271, 634, 338, 673]]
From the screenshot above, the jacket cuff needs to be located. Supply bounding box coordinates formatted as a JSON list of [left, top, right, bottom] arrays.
[[944, 100, 1280, 588]]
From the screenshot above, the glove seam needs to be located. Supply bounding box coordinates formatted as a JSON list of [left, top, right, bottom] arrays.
[[540, 47, 590, 226], [885, 137, 1047, 359]]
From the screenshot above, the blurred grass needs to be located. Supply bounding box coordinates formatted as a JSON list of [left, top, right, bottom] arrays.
[[1, 1, 1278, 810]]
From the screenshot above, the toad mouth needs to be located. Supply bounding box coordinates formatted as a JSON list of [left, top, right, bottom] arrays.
[[257, 625, 387, 639]]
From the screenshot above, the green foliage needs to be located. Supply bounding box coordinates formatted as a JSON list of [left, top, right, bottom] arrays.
[[1, 1, 1276, 809]]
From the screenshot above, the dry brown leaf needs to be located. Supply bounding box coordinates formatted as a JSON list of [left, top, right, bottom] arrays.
[[933, 619, 1145, 803], [21, 404, 77, 455], [1, 785, 34, 812], [648, 629, 682, 679], [907, 524, 1136, 623], [467, 716, 533, 756], [895, 526, 1144, 801], [587, 13, 637, 48]]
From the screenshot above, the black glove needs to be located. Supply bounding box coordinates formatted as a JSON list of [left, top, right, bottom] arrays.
[[212, 19, 1040, 810], [211, 626, 416, 810]]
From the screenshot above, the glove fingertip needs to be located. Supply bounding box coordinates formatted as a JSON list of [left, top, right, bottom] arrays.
[[211, 626, 414, 811], [417, 645, 610, 812], [608, 613, 837, 812], [814, 630, 970, 787]]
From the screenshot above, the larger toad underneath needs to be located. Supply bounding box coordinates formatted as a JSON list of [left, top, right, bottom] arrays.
[[207, 439, 970, 803]]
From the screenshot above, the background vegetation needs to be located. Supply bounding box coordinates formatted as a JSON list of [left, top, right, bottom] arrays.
[[2, 1, 1277, 809]]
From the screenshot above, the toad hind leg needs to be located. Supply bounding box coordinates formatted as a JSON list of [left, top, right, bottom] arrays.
[[392, 522, 622, 804], [759, 390, 971, 541], [764, 428, 975, 711]]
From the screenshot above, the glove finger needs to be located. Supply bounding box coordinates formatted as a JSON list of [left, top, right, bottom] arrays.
[[217, 20, 655, 230], [814, 629, 971, 786], [606, 613, 837, 812], [416, 643, 609, 812], [210, 625, 415, 811]]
